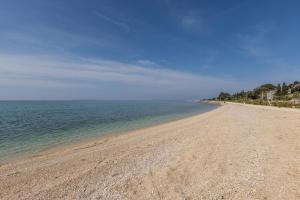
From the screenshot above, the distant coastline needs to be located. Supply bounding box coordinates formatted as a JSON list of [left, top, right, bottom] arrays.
[[208, 81, 300, 109]]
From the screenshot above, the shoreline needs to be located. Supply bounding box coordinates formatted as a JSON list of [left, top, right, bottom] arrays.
[[207, 100, 300, 111], [0, 103, 219, 165], [225, 101, 300, 112], [1, 103, 299, 199]]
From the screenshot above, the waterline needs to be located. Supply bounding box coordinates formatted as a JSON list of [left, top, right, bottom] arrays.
[[0, 100, 217, 160]]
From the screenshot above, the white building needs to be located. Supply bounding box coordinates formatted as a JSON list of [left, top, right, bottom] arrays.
[[266, 90, 276, 101]]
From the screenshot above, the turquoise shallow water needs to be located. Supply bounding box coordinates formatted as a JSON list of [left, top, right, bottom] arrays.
[[0, 100, 217, 161]]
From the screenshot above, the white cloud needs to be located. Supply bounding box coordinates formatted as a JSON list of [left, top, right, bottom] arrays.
[[238, 24, 292, 69], [239, 30, 269, 57], [94, 11, 130, 31], [136, 59, 158, 66], [0, 53, 238, 99], [238, 24, 300, 83], [180, 13, 202, 30]]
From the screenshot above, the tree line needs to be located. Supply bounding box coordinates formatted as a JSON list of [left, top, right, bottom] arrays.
[[216, 81, 300, 101]]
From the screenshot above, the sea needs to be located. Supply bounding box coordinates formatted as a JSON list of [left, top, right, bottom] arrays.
[[0, 100, 217, 161]]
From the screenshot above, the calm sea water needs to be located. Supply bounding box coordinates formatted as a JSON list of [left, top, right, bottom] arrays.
[[0, 100, 217, 161]]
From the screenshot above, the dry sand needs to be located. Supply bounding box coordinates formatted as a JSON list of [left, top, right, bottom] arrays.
[[0, 103, 300, 200]]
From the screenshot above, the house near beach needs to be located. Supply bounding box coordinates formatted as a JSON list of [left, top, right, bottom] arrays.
[[266, 90, 276, 101], [288, 88, 293, 97]]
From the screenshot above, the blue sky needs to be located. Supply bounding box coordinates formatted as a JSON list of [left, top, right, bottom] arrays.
[[1, 0, 300, 100]]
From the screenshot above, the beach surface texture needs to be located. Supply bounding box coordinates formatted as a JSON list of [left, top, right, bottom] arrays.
[[1, 103, 300, 200]]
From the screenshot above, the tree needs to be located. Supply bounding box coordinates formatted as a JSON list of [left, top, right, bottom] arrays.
[[293, 91, 300, 98], [214, 80, 300, 104], [275, 83, 281, 96], [293, 81, 300, 92], [218, 92, 231, 101], [247, 91, 258, 99], [259, 84, 276, 91], [282, 82, 288, 95]]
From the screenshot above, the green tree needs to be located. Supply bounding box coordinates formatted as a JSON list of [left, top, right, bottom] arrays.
[[218, 92, 231, 101], [282, 82, 288, 95], [275, 83, 281, 96], [293, 81, 300, 85], [259, 84, 276, 91], [293, 91, 300, 98], [293, 81, 300, 92]]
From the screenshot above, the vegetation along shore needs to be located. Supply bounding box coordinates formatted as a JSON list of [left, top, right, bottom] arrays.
[[211, 81, 300, 108]]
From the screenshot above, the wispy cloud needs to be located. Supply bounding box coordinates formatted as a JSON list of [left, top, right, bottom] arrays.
[[177, 4, 241, 32], [94, 11, 130, 31], [239, 25, 272, 57], [238, 23, 300, 82], [0, 25, 124, 55], [0, 53, 238, 99], [238, 23, 291, 69], [136, 59, 159, 66], [179, 12, 202, 30]]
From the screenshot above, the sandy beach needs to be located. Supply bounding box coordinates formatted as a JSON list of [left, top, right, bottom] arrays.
[[0, 103, 299, 200]]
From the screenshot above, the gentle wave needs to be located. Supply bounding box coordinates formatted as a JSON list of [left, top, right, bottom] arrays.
[[0, 100, 217, 160]]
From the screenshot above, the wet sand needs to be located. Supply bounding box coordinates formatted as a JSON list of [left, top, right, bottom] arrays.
[[0, 103, 299, 199]]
